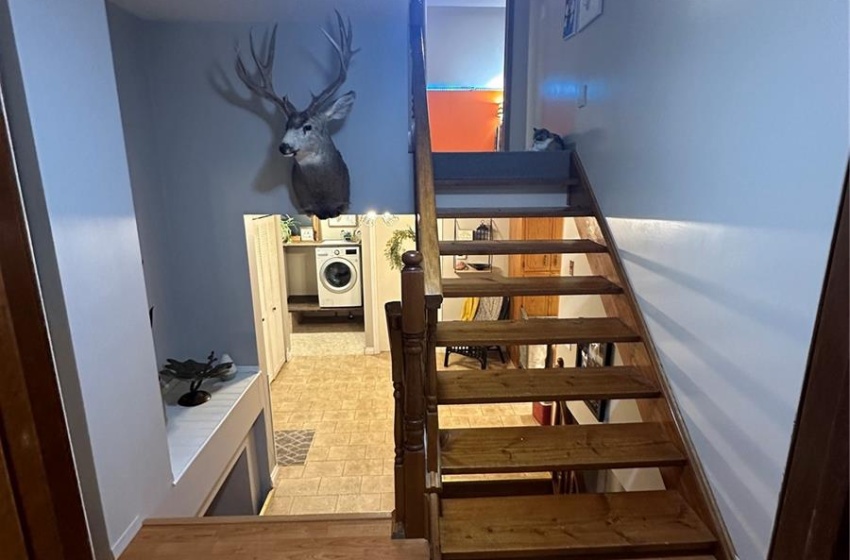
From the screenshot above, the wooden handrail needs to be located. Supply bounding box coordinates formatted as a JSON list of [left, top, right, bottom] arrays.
[[409, 9, 442, 299]]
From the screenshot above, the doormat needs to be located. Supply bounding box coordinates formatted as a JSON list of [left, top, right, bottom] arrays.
[[274, 430, 315, 466]]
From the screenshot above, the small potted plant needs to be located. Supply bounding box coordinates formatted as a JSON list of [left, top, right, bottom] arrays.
[[160, 351, 234, 407], [280, 215, 297, 243]]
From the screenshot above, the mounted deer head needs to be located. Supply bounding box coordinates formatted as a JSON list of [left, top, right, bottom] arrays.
[[235, 12, 359, 219]]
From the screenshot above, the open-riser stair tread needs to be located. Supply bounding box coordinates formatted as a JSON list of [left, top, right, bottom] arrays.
[[436, 367, 660, 404], [437, 206, 594, 218], [439, 491, 717, 559], [442, 478, 554, 499], [435, 317, 641, 346], [443, 275, 622, 298], [440, 423, 686, 475], [432, 151, 575, 187], [439, 239, 607, 255]]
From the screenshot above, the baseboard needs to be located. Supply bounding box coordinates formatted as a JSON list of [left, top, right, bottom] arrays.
[[363, 346, 379, 355], [111, 514, 142, 558]]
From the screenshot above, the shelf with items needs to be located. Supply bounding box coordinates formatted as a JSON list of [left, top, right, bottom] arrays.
[[452, 218, 495, 273]]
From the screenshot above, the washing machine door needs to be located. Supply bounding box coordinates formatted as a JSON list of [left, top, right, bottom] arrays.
[[320, 258, 357, 293]]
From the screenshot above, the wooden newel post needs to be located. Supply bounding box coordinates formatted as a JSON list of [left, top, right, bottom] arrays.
[[400, 250, 427, 539]]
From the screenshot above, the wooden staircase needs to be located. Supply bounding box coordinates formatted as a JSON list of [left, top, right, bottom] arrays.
[[387, 3, 735, 559]]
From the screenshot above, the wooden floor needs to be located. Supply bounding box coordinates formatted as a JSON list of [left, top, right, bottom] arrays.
[[120, 514, 429, 560]]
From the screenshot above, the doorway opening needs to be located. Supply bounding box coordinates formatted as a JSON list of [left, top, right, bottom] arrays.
[[244, 212, 417, 515]]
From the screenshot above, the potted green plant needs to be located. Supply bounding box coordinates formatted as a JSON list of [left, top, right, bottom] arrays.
[[280, 214, 297, 243], [159, 351, 234, 407]]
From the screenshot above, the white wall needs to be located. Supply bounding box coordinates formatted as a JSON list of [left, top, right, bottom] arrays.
[[426, 6, 505, 88], [527, 1, 848, 558], [373, 215, 417, 352], [1, 0, 173, 556]]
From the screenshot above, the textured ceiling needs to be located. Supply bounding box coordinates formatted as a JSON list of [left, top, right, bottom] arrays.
[[108, 0, 504, 22]]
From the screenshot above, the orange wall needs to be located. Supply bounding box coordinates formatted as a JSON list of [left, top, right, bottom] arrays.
[[428, 90, 502, 152]]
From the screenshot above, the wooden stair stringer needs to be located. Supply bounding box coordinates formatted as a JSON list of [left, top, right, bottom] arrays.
[[570, 151, 736, 560]]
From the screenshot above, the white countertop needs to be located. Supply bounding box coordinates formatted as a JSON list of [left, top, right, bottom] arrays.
[[164, 367, 260, 481]]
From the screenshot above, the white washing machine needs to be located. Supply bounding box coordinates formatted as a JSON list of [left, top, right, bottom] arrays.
[[315, 243, 363, 308]]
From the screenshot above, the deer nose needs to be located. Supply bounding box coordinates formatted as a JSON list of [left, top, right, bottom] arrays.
[[279, 142, 294, 155]]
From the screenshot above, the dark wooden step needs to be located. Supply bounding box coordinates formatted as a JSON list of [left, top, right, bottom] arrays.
[[440, 491, 717, 559], [433, 151, 574, 189], [437, 367, 660, 405], [437, 206, 594, 219], [442, 478, 553, 499], [435, 318, 640, 347], [439, 239, 607, 256], [440, 423, 686, 475], [443, 275, 622, 298]]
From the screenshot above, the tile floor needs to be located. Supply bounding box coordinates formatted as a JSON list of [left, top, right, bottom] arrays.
[[263, 350, 539, 515], [290, 316, 366, 357]]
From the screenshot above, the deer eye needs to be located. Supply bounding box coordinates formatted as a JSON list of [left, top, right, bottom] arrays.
[[303, 125, 312, 133]]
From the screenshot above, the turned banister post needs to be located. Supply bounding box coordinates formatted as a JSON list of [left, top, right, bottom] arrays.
[[400, 250, 427, 539], [385, 301, 406, 538]]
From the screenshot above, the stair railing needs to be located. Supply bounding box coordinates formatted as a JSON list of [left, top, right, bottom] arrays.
[[383, 0, 444, 543]]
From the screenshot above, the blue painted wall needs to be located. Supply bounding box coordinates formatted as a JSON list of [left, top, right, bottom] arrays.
[[108, 5, 411, 366], [528, 1, 848, 557]]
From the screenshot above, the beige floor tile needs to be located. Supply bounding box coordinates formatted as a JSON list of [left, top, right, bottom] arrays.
[[311, 421, 339, 433], [336, 420, 371, 433], [327, 445, 367, 460], [318, 476, 362, 495], [264, 494, 293, 515], [302, 461, 346, 478], [467, 416, 503, 428], [290, 495, 338, 515], [369, 419, 392, 431], [380, 493, 396, 511], [343, 459, 385, 476], [439, 417, 470, 429], [359, 431, 386, 445], [277, 477, 321, 496], [336, 493, 383, 513], [312, 432, 350, 447], [338, 400, 359, 410], [306, 447, 330, 461], [276, 465, 305, 480], [382, 459, 396, 475], [450, 405, 484, 417], [323, 410, 357, 422], [365, 444, 393, 460], [288, 411, 324, 424], [360, 475, 394, 494]]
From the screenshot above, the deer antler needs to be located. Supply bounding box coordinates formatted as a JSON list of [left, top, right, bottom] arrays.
[[304, 10, 360, 116], [235, 25, 296, 116]]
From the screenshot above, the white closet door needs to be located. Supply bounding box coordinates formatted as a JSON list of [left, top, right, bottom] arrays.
[[253, 218, 275, 379], [254, 216, 286, 382], [263, 217, 286, 377]]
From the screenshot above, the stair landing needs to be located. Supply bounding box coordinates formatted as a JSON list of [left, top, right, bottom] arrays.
[[119, 515, 428, 560]]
